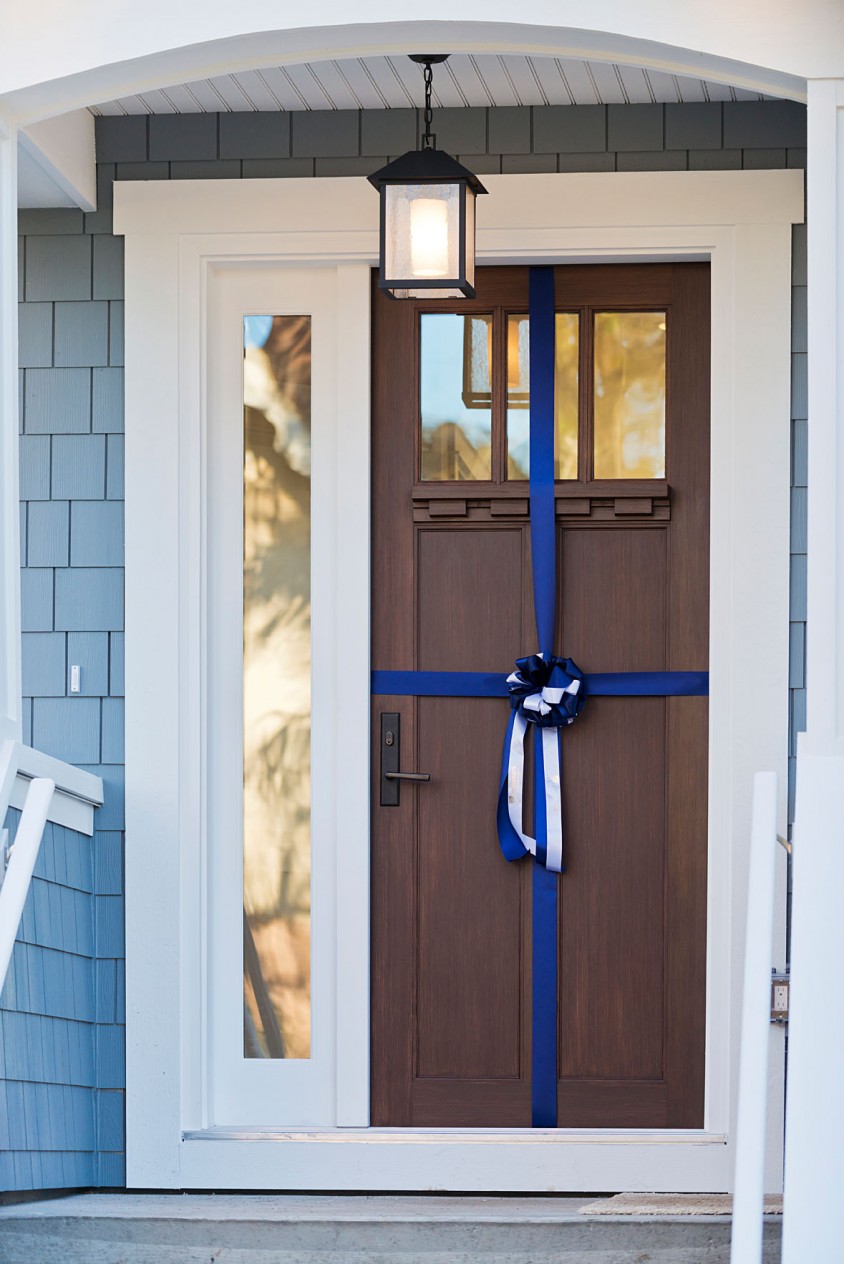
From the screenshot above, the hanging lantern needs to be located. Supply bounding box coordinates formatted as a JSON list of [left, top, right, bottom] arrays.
[[368, 55, 487, 299]]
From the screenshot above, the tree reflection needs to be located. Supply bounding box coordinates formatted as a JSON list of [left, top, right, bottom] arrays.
[[594, 312, 666, 479], [242, 315, 312, 1060]]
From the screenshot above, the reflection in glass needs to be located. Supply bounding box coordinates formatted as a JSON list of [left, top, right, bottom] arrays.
[[420, 313, 492, 480], [594, 312, 666, 479], [506, 313, 579, 480], [243, 314, 311, 1059]]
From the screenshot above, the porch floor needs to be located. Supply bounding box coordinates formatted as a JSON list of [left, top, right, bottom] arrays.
[[0, 1192, 782, 1262]]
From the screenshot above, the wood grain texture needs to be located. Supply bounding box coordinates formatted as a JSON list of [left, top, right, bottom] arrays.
[[372, 264, 709, 1128]]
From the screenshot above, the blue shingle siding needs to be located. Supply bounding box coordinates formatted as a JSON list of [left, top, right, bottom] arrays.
[[24, 368, 90, 434], [50, 436, 106, 500], [15, 200, 128, 1190], [92, 368, 124, 433], [54, 568, 123, 631], [18, 302, 53, 368], [19, 436, 50, 500], [54, 300, 110, 368], [66, 632, 109, 696], [0, 809, 124, 1191], [9, 101, 807, 1195], [27, 501, 69, 568], [21, 632, 66, 697], [70, 502, 124, 567]]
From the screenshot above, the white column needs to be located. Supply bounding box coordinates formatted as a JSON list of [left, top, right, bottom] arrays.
[[0, 109, 22, 743], [783, 78, 844, 1264]]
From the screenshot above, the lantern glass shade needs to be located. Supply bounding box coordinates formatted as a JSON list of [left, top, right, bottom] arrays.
[[380, 180, 478, 299], [385, 183, 457, 280]]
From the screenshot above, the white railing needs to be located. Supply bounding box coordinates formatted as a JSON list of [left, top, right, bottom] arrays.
[[0, 738, 103, 996], [730, 770, 781, 1264]]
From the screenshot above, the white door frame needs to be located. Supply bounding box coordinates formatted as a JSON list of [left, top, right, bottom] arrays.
[[117, 169, 802, 1192]]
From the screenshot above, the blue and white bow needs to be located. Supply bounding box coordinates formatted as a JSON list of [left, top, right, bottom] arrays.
[[499, 654, 585, 874]]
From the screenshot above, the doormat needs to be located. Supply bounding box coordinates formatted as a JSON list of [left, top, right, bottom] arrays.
[[579, 1193, 783, 1216]]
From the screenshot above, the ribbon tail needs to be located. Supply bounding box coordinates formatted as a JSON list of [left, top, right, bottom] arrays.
[[497, 710, 534, 861], [531, 683, 559, 1125], [541, 726, 564, 874], [534, 722, 548, 869]]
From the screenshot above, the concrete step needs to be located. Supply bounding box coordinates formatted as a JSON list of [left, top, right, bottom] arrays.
[[0, 1193, 782, 1263]]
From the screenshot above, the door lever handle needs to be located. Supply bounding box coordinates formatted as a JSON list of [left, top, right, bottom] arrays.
[[381, 712, 430, 806]]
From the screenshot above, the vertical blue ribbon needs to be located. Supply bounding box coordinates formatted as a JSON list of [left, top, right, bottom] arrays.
[[528, 267, 557, 659], [527, 266, 560, 1127]]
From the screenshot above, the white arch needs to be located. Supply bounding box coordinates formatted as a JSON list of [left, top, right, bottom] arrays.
[[2, 12, 833, 125]]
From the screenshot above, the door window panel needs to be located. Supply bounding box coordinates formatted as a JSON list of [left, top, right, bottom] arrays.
[[420, 313, 492, 480], [242, 314, 312, 1059], [594, 311, 666, 479], [506, 313, 579, 480]]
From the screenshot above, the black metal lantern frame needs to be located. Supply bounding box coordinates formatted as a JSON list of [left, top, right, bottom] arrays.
[[368, 56, 487, 299]]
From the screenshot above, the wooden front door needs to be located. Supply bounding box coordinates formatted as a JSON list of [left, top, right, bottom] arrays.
[[371, 264, 710, 1129]]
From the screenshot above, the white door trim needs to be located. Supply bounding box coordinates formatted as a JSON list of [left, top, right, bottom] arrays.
[[117, 170, 802, 1191]]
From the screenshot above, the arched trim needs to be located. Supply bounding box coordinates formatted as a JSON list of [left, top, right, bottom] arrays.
[[5, 20, 806, 125]]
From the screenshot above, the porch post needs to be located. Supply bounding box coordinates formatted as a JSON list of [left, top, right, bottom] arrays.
[[0, 109, 22, 742], [783, 78, 844, 1264]]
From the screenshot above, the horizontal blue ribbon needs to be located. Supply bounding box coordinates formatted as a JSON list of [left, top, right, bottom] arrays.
[[372, 669, 709, 699]]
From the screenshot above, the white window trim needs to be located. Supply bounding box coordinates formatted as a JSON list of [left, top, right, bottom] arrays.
[[0, 112, 22, 744], [117, 169, 803, 1192]]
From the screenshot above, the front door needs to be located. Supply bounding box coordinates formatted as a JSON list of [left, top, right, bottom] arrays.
[[371, 264, 710, 1128]]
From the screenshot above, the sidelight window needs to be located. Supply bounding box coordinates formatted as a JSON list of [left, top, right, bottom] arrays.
[[242, 314, 312, 1060]]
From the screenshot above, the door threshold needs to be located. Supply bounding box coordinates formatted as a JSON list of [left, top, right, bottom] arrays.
[[183, 1126, 727, 1146]]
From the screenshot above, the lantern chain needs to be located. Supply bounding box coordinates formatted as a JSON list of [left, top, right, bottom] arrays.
[[422, 60, 435, 149]]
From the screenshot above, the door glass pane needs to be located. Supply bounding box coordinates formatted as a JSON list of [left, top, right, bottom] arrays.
[[420, 313, 492, 480], [242, 314, 311, 1059], [506, 313, 579, 480], [594, 312, 666, 479]]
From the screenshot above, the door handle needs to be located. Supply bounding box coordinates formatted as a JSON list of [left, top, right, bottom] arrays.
[[380, 712, 430, 806]]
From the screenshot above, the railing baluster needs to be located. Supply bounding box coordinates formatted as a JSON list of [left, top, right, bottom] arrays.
[[0, 777, 55, 995], [730, 770, 779, 1264]]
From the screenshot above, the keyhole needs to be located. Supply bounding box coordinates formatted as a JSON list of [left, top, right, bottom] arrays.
[[385, 731, 395, 747]]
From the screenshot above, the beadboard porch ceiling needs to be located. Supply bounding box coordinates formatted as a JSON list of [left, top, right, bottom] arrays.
[[88, 54, 774, 116]]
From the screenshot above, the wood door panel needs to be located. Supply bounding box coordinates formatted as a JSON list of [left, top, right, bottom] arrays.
[[560, 696, 666, 1081], [418, 528, 524, 670], [416, 696, 525, 1080], [372, 264, 710, 1129], [556, 1079, 669, 1128], [560, 528, 667, 671]]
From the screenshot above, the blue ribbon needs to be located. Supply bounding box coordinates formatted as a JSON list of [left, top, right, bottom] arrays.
[[372, 670, 709, 698], [371, 267, 709, 1127]]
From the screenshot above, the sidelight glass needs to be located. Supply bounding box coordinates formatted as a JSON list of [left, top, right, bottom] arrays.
[[420, 313, 493, 480], [594, 312, 666, 479], [506, 313, 579, 480], [242, 314, 311, 1060]]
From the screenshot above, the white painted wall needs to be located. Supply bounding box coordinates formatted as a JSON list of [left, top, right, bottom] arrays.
[[18, 111, 96, 211], [1, 7, 841, 123], [782, 77, 844, 1264], [0, 107, 21, 744]]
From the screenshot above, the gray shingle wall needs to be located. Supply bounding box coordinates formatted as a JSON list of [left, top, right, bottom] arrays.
[[16, 208, 125, 1190], [91, 101, 808, 176], [12, 100, 806, 1191], [0, 806, 125, 1192]]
